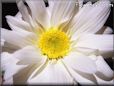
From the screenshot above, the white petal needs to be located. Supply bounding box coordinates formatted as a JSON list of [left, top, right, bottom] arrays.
[[95, 75, 114, 85], [96, 26, 113, 34], [16, 0, 31, 23], [15, 12, 22, 19], [1, 28, 36, 48], [16, 0, 40, 30], [3, 77, 13, 85], [76, 34, 113, 58], [6, 15, 33, 32], [27, 60, 73, 84], [72, 47, 99, 56], [2, 42, 19, 53], [103, 26, 113, 34], [1, 52, 18, 70], [63, 52, 97, 74], [69, 0, 111, 36], [1, 52, 26, 81], [13, 46, 44, 65], [25, 0, 50, 28], [50, 0, 77, 27], [67, 67, 97, 85], [95, 56, 114, 81], [68, 1, 93, 37], [13, 64, 43, 84]]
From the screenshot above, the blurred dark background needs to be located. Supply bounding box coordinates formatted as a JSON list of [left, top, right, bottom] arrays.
[[1, 2, 114, 70]]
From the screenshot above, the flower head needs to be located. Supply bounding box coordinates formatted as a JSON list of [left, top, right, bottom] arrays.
[[1, 0, 114, 85]]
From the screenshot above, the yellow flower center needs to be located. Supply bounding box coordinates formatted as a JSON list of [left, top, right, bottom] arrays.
[[38, 28, 70, 59]]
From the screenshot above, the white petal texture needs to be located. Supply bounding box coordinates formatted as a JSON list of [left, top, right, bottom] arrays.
[[75, 34, 113, 58], [27, 60, 73, 84], [49, 0, 77, 27], [16, 0, 31, 23], [15, 12, 22, 19], [1, 52, 26, 84], [3, 77, 13, 85], [16, 0, 43, 31], [1, 28, 37, 48], [2, 42, 19, 53], [95, 56, 114, 81], [25, 0, 50, 28], [69, 0, 111, 36], [13, 46, 44, 65], [6, 15, 33, 32], [63, 52, 97, 74], [65, 67, 97, 85], [1, 0, 113, 85]]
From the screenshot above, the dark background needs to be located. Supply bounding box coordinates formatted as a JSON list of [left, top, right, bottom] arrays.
[[1, 3, 114, 70]]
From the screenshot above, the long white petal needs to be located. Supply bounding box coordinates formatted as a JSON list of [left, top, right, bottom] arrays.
[[95, 56, 114, 81], [1, 52, 26, 82], [72, 47, 99, 56], [16, 0, 31, 23], [1, 28, 37, 48], [63, 52, 97, 74], [27, 60, 73, 84], [67, 67, 97, 85], [13, 46, 44, 65], [6, 15, 32, 32], [16, 0, 41, 29], [76, 34, 113, 58], [13, 62, 46, 84], [69, 0, 111, 36], [50, 0, 77, 27], [25, 0, 50, 28]]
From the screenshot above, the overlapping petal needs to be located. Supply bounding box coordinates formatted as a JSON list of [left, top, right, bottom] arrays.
[[1, 52, 26, 84], [13, 46, 45, 65], [1, 28, 37, 48], [95, 56, 114, 81], [25, 0, 50, 28], [75, 34, 113, 58], [16, 0, 31, 23], [6, 15, 33, 32], [69, 0, 111, 36], [67, 67, 97, 85], [63, 52, 97, 74], [27, 60, 73, 84], [49, 0, 77, 27]]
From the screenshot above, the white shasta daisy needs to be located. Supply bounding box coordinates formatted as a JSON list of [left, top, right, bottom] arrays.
[[1, 0, 114, 85]]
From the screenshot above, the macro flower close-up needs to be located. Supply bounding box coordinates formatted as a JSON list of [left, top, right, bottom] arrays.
[[1, 0, 114, 85]]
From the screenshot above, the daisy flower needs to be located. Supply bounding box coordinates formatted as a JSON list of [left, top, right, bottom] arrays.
[[1, 0, 114, 85]]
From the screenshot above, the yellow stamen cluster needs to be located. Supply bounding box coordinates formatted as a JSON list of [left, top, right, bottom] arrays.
[[38, 28, 70, 59]]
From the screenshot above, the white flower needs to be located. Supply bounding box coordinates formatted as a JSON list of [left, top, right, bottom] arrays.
[[1, 0, 114, 85]]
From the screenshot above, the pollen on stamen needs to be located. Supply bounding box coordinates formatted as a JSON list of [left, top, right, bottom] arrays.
[[37, 28, 70, 59]]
